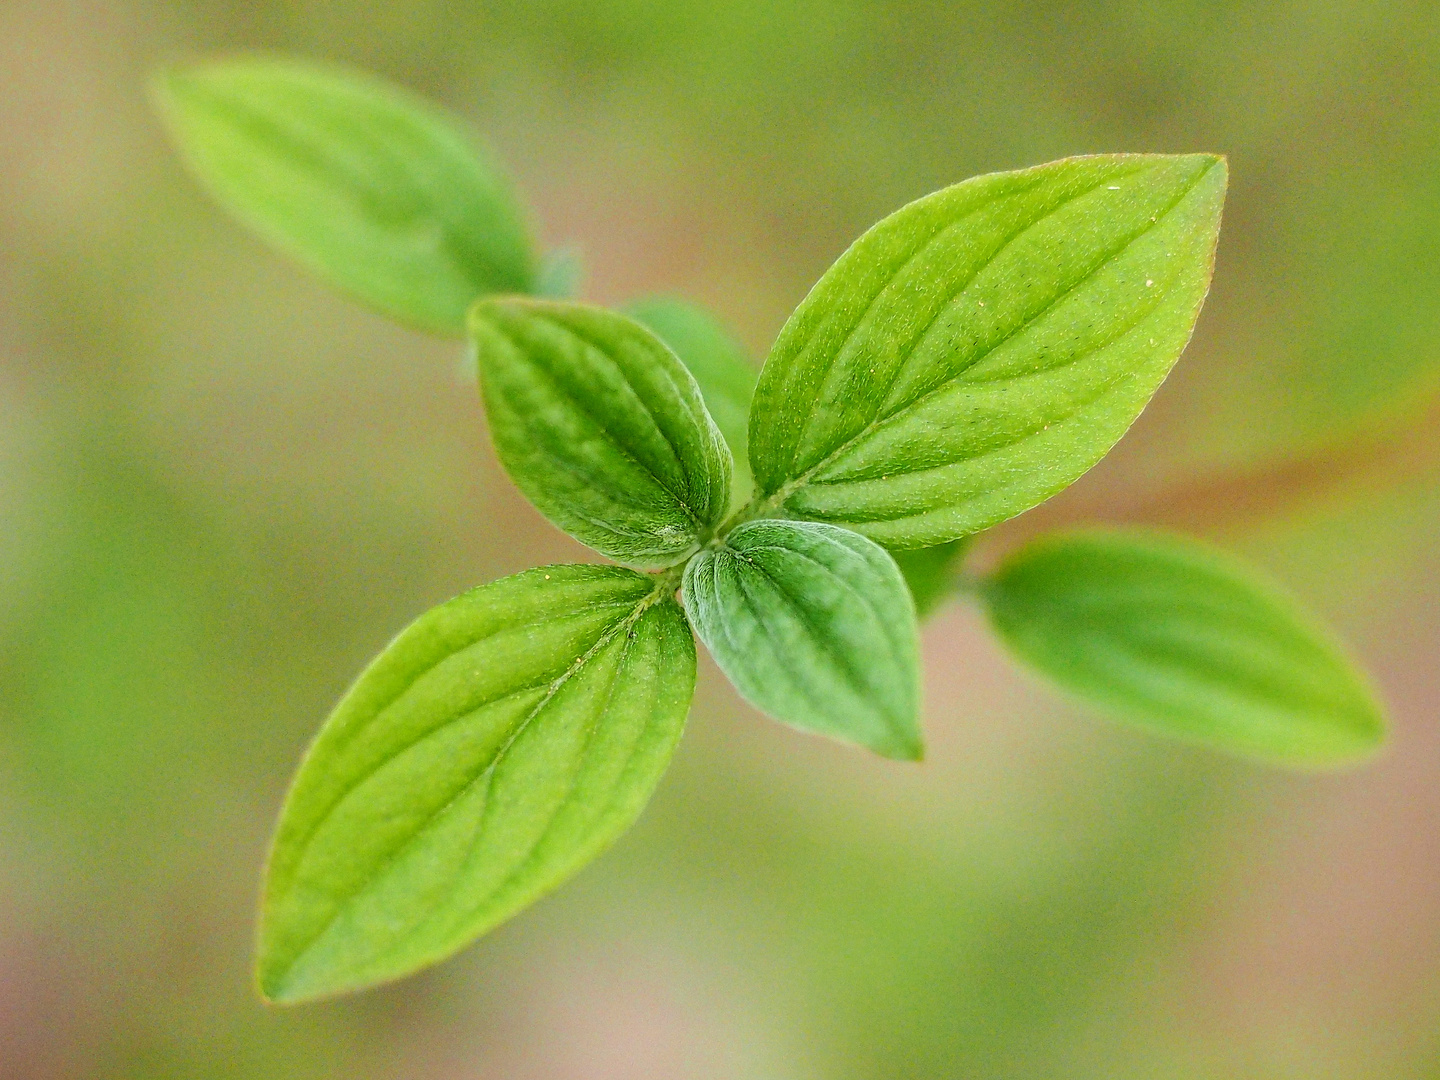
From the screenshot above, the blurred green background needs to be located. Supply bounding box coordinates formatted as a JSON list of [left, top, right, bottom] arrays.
[[3, 1, 1439, 1076]]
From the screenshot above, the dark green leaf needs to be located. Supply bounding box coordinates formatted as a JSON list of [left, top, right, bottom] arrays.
[[258, 565, 694, 1003], [626, 297, 758, 504], [983, 530, 1386, 767], [891, 537, 973, 619], [153, 57, 535, 336], [471, 299, 732, 567], [748, 154, 1227, 547], [683, 519, 922, 759]]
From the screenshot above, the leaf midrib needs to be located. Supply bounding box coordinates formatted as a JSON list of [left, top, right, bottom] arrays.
[[770, 167, 1123, 490], [798, 277, 1186, 497], [440, 617, 648, 947], [279, 591, 644, 851], [266, 585, 668, 993], [552, 313, 722, 525], [724, 540, 891, 723], [484, 310, 712, 534]]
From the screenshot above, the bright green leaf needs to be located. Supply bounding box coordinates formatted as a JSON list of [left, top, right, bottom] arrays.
[[471, 298, 732, 567], [891, 537, 973, 619], [683, 519, 922, 760], [748, 154, 1227, 547], [626, 297, 758, 505], [153, 57, 535, 336], [983, 530, 1386, 767], [258, 564, 694, 1003]]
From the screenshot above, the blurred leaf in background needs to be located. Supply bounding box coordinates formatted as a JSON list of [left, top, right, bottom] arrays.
[[628, 296, 757, 506], [153, 57, 536, 334], [984, 529, 1386, 767]]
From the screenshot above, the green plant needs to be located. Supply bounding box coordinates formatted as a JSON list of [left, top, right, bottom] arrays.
[[152, 56, 1386, 1005]]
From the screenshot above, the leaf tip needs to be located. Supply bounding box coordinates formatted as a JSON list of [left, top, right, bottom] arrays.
[[253, 937, 349, 1006], [253, 909, 310, 1005], [1190, 152, 1230, 203], [466, 296, 520, 355], [466, 293, 500, 328], [890, 740, 925, 763], [253, 951, 299, 1006], [254, 978, 287, 1007], [1358, 718, 1389, 759], [466, 293, 530, 335], [1297, 699, 1389, 771], [876, 723, 925, 763]]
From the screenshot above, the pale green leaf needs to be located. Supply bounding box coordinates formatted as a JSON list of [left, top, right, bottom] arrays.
[[891, 537, 973, 619], [983, 530, 1386, 767], [683, 519, 922, 759], [471, 299, 732, 567], [748, 154, 1227, 547], [153, 57, 535, 336], [535, 246, 586, 299], [626, 297, 758, 504], [258, 564, 694, 1003]]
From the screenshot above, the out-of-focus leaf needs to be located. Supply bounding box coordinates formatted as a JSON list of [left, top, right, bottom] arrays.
[[626, 296, 758, 504], [258, 565, 694, 1003], [471, 298, 732, 567], [153, 57, 535, 336], [535, 246, 586, 299], [890, 537, 973, 619], [747, 154, 1227, 547], [983, 530, 1386, 767], [683, 519, 921, 760]]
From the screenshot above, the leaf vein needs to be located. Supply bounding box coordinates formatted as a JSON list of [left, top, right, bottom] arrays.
[[270, 590, 658, 988], [773, 160, 1218, 508]]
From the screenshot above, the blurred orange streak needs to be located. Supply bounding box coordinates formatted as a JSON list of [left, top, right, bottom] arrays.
[[983, 389, 1440, 559]]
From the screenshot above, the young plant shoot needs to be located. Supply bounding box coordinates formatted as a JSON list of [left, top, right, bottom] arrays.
[[153, 57, 1386, 1003]]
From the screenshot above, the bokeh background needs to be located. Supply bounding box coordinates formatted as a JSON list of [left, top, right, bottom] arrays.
[[3, 1, 1439, 1077]]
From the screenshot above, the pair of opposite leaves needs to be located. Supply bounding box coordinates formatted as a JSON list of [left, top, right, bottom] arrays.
[[154, 58, 1386, 1005]]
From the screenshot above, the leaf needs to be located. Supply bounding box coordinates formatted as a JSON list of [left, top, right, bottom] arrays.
[[983, 530, 1386, 767], [683, 519, 922, 759], [891, 537, 973, 619], [153, 57, 535, 336], [626, 297, 758, 505], [471, 298, 732, 567], [257, 564, 694, 1003], [747, 154, 1227, 547], [535, 246, 586, 299]]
